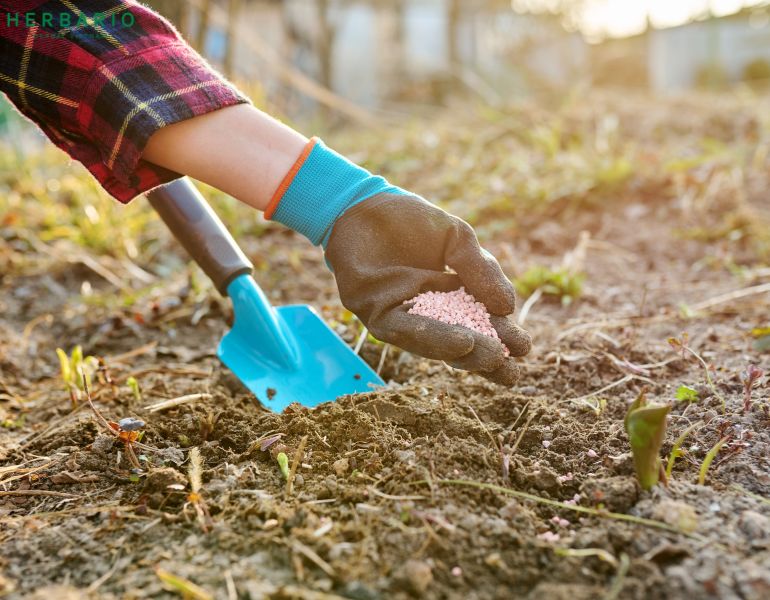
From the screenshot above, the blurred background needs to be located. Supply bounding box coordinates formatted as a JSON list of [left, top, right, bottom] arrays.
[[136, 0, 770, 119], [4, 0, 770, 139], [2, 0, 770, 310]]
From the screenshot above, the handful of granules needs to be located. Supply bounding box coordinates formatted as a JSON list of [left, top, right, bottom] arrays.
[[405, 287, 509, 356]]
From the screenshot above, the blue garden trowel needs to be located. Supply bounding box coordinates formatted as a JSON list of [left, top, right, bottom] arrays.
[[147, 178, 383, 411]]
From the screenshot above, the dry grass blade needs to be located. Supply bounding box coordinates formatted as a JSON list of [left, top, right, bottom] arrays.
[[730, 484, 770, 506], [82, 373, 118, 435], [517, 287, 543, 326], [555, 547, 619, 568], [466, 403, 500, 452], [186, 447, 212, 532], [144, 393, 213, 413], [420, 479, 703, 538], [286, 435, 308, 497], [689, 282, 770, 312], [0, 459, 56, 484], [368, 487, 425, 501], [605, 553, 631, 600], [86, 549, 122, 593], [0, 490, 80, 498], [188, 447, 203, 494], [509, 410, 536, 457], [104, 341, 158, 364], [563, 375, 636, 409], [290, 540, 336, 577]]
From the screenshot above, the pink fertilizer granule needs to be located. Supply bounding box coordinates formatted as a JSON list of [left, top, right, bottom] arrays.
[[405, 287, 509, 356]]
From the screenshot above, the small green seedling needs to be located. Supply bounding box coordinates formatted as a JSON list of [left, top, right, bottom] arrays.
[[56, 345, 98, 406], [751, 327, 770, 352], [699, 437, 727, 485], [156, 567, 212, 600], [1, 414, 25, 429], [126, 376, 142, 403], [668, 333, 725, 412], [624, 389, 670, 490], [276, 452, 290, 480], [514, 266, 585, 306], [675, 385, 699, 403], [665, 421, 701, 479], [741, 364, 764, 413]]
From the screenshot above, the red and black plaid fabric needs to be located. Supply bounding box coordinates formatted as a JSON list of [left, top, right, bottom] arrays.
[[0, 0, 249, 202]]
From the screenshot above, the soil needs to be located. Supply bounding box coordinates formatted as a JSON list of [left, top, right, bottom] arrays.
[[2, 94, 770, 599]]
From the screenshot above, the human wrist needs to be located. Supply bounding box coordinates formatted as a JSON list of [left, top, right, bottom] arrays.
[[265, 137, 408, 247]]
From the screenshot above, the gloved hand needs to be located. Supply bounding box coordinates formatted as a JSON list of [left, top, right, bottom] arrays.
[[266, 138, 531, 384]]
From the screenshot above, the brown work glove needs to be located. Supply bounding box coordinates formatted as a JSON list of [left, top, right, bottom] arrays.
[[325, 193, 531, 385]]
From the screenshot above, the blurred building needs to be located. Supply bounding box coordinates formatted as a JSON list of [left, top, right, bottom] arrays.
[[195, 0, 589, 108], [592, 5, 770, 92], [649, 7, 770, 92]]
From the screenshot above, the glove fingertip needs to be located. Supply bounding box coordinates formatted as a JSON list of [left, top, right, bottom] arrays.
[[490, 315, 532, 357], [483, 359, 521, 387], [447, 332, 506, 373]]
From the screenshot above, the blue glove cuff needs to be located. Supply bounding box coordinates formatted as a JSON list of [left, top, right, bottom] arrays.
[[267, 137, 408, 248]]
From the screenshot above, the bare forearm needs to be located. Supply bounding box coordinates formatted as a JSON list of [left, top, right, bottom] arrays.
[[142, 104, 308, 212]]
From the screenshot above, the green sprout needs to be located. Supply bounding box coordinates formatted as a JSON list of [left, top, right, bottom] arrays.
[[668, 333, 725, 412], [624, 390, 670, 490], [56, 345, 98, 406], [276, 452, 290, 480], [665, 422, 701, 479], [514, 266, 585, 306], [126, 376, 142, 403], [1, 414, 25, 429], [698, 437, 728, 486], [675, 385, 699, 403], [156, 568, 213, 600]]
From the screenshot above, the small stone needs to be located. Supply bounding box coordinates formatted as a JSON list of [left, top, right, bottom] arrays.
[[580, 476, 639, 513], [339, 581, 380, 600], [526, 466, 561, 493], [332, 458, 350, 477], [652, 500, 699, 534], [397, 560, 433, 595], [91, 434, 115, 455], [394, 449, 416, 464], [142, 467, 187, 494], [739, 510, 770, 541]]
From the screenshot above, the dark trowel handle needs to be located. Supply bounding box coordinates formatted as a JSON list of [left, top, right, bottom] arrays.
[[147, 178, 253, 295]]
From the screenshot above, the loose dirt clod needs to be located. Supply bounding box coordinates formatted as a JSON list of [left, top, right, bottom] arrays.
[[406, 287, 509, 355]]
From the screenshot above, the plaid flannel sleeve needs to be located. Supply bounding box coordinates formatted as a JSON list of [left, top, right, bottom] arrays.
[[0, 0, 250, 202]]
